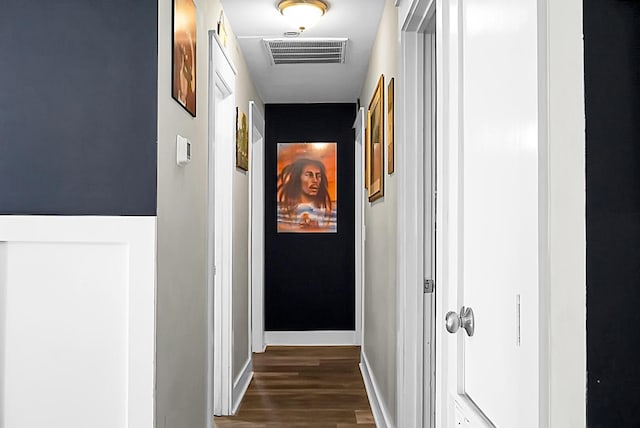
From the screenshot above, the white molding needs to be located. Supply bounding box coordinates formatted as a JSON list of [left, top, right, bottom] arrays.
[[209, 29, 237, 418], [213, 32, 238, 76], [353, 107, 366, 345], [360, 351, 395, 428], [249, 100, 266, 354], [396, 1, 436, 427], [264, 331, 357, 346], [0, 215, 156, 428], [231, 358, 254, 415], [0, 241, 6, 423]]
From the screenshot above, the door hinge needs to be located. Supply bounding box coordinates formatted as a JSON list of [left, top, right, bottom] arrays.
[[424, 279, 435, 293]]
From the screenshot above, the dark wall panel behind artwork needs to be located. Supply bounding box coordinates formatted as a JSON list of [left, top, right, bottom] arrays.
[[0, 0, 157, 215], [585, 0, 640, 426], [265, 104, 356, 331]]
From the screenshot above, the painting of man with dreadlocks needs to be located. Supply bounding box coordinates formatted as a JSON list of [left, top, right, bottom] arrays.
[[277, 142, 337, 233]]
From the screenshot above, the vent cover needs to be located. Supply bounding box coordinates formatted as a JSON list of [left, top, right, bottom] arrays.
[[263, 38, 348, 65]]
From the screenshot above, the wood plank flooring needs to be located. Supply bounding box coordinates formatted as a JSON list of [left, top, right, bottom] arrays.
[[215, 346, 375, 427]]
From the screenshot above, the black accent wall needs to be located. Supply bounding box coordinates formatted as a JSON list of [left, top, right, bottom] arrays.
[[265, 104, 356, 331], [0, 0, 157, 215], [585, 1, 640, 426]]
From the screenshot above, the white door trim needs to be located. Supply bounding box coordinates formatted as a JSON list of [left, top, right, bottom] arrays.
[[249, 100, 266, 353], [396, 1, 435, 427], [353, 107, 366, 344], [207, 31, 237, 419]]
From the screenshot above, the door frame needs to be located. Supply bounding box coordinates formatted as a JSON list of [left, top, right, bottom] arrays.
[[249, 100, 266, 353], [207, 31, 237, 420], [395, 1, 436, 426], [354, 107, 366, 345]]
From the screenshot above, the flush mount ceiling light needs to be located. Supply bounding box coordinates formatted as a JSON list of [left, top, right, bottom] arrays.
[[278, 0, 328, 32]]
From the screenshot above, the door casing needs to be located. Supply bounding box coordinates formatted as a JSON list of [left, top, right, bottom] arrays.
[[249, 101, 266, 353], [395, 1, 436, 426], [207, 30, 237, 419]]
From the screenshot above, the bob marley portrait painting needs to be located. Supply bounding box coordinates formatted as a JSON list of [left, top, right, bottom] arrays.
[[277, 142, 337, 233]]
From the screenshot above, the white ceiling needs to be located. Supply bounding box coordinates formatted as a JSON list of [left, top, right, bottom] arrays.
[[220, 0, 386, 104]]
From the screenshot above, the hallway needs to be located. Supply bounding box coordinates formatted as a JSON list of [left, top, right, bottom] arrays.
[[215, 347, 374, 427], [0, 0, 595, 426]]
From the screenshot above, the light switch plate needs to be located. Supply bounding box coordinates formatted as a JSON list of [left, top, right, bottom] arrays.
[[176, 135, 191, 166]]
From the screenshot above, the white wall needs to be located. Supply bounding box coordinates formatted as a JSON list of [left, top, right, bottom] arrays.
[[225, 11, 264, 394], [545, 0, 586, 426], [359, 0, 399, 424], [156, 0, 263, 425]]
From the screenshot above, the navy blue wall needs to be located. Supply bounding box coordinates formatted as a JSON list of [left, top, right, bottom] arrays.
[[585, 0, 640, 425], [0, 0, 157, 215], [265, 104, 356, 331]]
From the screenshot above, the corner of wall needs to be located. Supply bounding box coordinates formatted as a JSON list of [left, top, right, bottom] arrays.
[[359, 0, 400, 424]]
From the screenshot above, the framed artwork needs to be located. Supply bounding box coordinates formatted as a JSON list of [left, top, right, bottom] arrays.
[[236, 107, 249, 171], [368, 75, 384, 202], [217, 10, 228, 48], [387, 78, 395, 174], [365, 110, 371, 190], [172, 0, 197, 117], [277, 142, 337, 233]]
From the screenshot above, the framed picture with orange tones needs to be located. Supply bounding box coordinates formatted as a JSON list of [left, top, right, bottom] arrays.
[[236, 107, 249, 171], [387, 78, 395, 174], [276, 142, 337, 233], [365, 110, 371, 190], [172, 0, 197, 117], [368, 75, 384, 202]]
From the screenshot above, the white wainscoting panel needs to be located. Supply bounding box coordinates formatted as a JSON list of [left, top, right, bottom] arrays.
[[0, 216, 156, 428]]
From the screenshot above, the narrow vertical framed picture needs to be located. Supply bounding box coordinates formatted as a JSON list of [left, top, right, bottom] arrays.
[[365, 110, 371, 190], [172, 0, 197, 117], [368, 75, 384, 202], [387, 77, 395, 174], [277, 142, 338, 233], [236, 107, 249, 171]]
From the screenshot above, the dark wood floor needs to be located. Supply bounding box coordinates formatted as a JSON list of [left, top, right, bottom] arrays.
[[215, 346, 375, 427]]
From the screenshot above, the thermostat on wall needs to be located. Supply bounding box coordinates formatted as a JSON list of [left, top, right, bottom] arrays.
[[176, 135, 191, 166]]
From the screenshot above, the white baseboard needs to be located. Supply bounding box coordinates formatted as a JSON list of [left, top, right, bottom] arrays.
[[360, 351, 394, 428], [264, 330, 357, 346], [232, 358, 253, 414]]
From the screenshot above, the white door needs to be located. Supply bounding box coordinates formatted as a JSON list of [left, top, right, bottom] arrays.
[[436, 0, 540, 426]]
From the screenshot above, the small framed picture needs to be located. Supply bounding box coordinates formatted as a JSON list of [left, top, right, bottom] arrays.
[[367, 75, 384, 202], [387, 78, 395, 174], [172, 0, 197, 117], [236, 107, 249, 171]]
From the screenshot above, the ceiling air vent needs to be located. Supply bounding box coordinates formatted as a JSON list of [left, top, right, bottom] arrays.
[[263, 38, 348, 65]]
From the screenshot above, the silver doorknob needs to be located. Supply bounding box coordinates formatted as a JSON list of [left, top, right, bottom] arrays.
[[445, 306, 475, 337]]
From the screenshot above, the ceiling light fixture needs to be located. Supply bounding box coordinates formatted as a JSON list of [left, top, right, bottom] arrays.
[[278, 0, 328, 32]]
